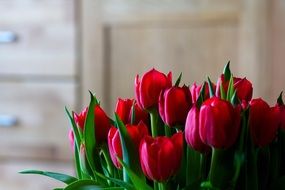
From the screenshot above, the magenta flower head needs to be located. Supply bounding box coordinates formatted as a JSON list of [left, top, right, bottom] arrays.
[[190, 82, 216, 103], [185, 105, 211, 153], [158, 86, 192, 126], [115, 98, 149, 125], [199, 97, 241, 149], [108, 122, 149, 168], [74, 106, 111, 144], [135, 68, 172, 110], [216, 74, 253, 102], [249, 98, 280, 147], [139, 132, 183, 182]]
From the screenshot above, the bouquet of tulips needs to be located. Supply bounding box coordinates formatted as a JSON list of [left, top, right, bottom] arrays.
[[21, 63, 285, 190]]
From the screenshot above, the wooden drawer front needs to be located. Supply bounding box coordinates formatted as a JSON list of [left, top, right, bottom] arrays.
[[0, 81, 76, 160], [0, 0, 76, 76], [0, 159, 73, 190]]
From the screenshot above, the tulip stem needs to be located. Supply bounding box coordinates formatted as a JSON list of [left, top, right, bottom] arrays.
[[158, 182, 167, 190], [209, 148, 235, 189], [164, 125, 171, 137], [150, 109, 159, 137]]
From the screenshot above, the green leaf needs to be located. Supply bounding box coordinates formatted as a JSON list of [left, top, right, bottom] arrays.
[[63, 179, 123, 190], [196, 82, 206, 108], [277, 91, 284, 105], [65, 107, 83, 179], [74, 142, 83, 179], [230, 90, 239, 106], [114, 114, 144, 183], [130, 102, 136, 125], [175, 72, 182, 87], [95, 172, 135, 190], [84, 91, 100, 177], [19, 170, 77, 185], [223, 61, 231, 81], [117, 158, 153, 190], [226, 75, 234, 101], [65, 107, 81, 153], [219, 84, 226, 100], [207, 77, 215, 98]]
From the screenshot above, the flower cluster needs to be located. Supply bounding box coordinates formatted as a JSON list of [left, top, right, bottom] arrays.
[[21, 63, 285, 190]]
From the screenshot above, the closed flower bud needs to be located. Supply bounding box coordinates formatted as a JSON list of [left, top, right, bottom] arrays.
[[139, 132, 183, 182], [135, 68, 172, 110], [115, 98, 149, 125], [185, 105, 211, 153], [199, 97, 241, 149], [74, 106, 111, 144], [190, 82, 215, 103], [158, 86, 192, 126], [249, 98, 280, 147], [108, 122, 149, 168], [216, 75, 253, 102]]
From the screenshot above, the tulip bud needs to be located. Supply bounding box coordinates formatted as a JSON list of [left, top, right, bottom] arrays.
[[249, 98, 280, 147], [158, 86, 192, 126], [139, 132, 183, 182], [115, 98, 149, 125], [185, 105, 211, 153], [108, 122, 149, 169], [199, 97, 241, 149], [135, 68, 172, 110], [74, 105, 111, 144], [190, 82, 216, 103], [216, 75, 253, 102]]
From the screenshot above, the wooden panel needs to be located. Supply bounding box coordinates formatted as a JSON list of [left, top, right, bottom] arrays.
[[0, 159, 73, 190], [0, 81, 76, 160], [106, 24, 238, 113], [0, 0, 76, 77], [269, 0, 285, 103]]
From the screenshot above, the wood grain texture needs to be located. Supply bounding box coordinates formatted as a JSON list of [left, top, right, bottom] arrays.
[[0, 81, 76, 160], [0, 0, 76, 76]]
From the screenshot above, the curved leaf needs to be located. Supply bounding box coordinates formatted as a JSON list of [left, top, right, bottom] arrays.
[[19, 170, 77, 185], [117, 158, 152, 190], [114, 114, 144, 183], [64, 179, 123, 190]]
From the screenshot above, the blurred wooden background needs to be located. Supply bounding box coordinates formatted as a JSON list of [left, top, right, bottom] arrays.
[[0, 0, 284, 189], [81, 0, 285, 114]]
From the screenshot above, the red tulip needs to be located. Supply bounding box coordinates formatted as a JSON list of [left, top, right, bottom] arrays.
[[115, 98, 149, 125], [185, 105, 211, 153], [199, 97, 241, 149], [74, 106, 111, 144], [135, 68, 172, 110], [249, 98, 280, 147], [158, 86, 192, 126], [139, 132, 183, 182], [108, 122, 149, 168], [216, 74, 253, 102], [73, 107, 88, 130], [234, 78, 253, 102], [190, 82, 216, 103]]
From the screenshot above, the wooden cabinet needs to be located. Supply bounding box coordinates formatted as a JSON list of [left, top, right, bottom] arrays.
[[0, 0, 76, 189]]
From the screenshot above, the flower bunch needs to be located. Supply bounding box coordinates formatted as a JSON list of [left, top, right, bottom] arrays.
[[21, 63, 285, 190]]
